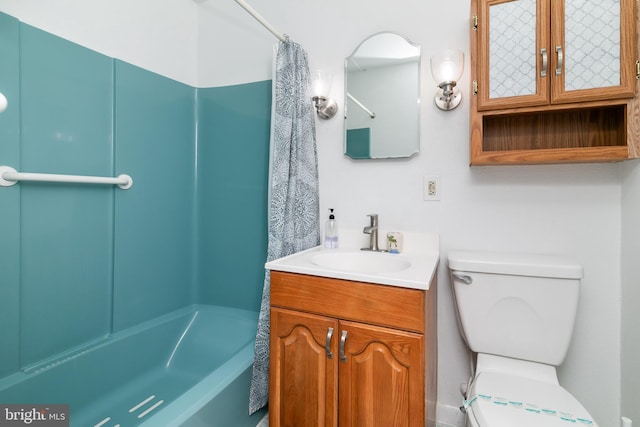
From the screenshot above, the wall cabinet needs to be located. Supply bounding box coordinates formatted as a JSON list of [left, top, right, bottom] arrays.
[[269, 271, 437, 427], [470, 0, 640, 165]]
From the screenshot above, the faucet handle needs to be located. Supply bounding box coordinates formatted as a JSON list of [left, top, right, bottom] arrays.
[[366, 214, 378, 226]]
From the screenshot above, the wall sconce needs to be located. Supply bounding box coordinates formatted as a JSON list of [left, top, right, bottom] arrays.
[[310, 70, 338, 119], [430, 50, 464, 111]]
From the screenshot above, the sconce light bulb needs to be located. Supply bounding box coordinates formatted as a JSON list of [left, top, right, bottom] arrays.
[[437, 62, 457, 83], [430, 50, 464, 83], [310, 70, 333, 98], [0, 92, 7, 113]]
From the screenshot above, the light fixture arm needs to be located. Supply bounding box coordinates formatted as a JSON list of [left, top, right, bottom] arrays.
[[434, 81, 461, 110], [439, 81, 457, 98], [313, 95, 338, 119]]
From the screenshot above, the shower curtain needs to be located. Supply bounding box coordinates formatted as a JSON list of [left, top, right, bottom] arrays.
[[249, 40, 320, 414]]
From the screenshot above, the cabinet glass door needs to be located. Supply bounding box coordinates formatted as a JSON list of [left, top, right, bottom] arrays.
[[477, 0, 550, 110], [551, 0, 636, 103]]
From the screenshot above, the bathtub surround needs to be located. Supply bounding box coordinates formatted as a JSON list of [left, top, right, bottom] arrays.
[[249, 40, 320, 414], [113, 60, 196, 331], [0, 12, 271, 415], [0, 18, 196, 371], [17, 20, 114, 369], [196, 80, 271, 311]]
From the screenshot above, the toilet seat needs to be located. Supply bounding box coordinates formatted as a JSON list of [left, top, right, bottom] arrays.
[[466, 371, 597, 427]]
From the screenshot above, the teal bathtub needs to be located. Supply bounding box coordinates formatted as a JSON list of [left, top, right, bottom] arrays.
[[0, 305, 267, 427]]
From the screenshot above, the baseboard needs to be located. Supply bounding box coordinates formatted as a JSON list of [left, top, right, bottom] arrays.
[[436, 402, 465, 427], [258, 406, 464, 427]]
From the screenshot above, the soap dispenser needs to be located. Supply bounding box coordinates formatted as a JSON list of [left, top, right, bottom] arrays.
[[324, 208, 339, 248]]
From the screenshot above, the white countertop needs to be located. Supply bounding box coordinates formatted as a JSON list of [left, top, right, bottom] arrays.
[[265, 230, 440, 290]]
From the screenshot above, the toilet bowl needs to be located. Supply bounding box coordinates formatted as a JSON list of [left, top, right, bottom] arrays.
[[448, 251, 597, 427]]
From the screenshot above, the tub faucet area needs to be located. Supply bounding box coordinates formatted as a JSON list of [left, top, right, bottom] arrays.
[[362, 213, 381, 252]]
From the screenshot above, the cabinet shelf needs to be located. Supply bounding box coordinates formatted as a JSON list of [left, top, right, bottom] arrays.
[[473, 105, 631, 164], [484, 106, 626, 151]]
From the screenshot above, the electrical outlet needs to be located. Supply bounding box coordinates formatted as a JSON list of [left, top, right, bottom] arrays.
[[423, 175, 440, 201]]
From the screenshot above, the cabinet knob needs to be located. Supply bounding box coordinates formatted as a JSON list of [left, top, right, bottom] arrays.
[[540, 48, 548, 77]]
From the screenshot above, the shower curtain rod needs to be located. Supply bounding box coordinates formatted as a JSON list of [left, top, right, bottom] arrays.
[[347, 93, 376, 118], [233, 0, 288, 43]]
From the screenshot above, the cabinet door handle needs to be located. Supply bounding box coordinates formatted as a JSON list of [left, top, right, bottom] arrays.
[[339, 330, 348, 362], [540, 48, 548, 77], [326, 327, 334, 359], [555, 46, 563, 76]]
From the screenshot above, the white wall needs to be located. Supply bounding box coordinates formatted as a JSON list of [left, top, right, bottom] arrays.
[[622, 160, 640, 425], [0, 1, 631, 426], [0, 0, 199, 85]]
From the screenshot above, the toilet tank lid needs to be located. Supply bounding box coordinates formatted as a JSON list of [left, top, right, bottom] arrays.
[[448, 251, 583, 279]]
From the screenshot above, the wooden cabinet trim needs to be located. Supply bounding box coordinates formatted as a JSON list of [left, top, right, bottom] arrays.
[[270, 271, 426, 333]]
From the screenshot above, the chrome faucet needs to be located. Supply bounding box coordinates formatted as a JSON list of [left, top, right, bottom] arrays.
[[362, 214, 381, 252]]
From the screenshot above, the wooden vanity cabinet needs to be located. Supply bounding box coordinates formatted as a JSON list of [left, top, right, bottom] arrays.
[[269, 271, 437, 427], [470, 0, 640, 165]]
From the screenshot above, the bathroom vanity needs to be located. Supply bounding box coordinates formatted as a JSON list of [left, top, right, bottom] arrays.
[[266, 234, 439, 427]]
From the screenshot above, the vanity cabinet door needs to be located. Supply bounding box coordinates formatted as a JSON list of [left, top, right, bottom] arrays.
[[338, 320, 424, 427], [270, 307, 339, 427]]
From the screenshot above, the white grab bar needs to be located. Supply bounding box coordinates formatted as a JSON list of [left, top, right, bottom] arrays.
[[0, 166, 133, 190]]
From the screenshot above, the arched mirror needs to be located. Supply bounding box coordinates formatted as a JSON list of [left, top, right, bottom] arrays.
[[344, 32, 421, 159]]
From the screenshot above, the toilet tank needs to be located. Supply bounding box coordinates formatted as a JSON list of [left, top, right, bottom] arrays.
[[448, 251, 583, 366]]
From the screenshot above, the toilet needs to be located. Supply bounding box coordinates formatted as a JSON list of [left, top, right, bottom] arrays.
[[447, 251, 597, 427]]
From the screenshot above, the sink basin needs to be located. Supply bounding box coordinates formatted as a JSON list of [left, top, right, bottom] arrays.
[[264, 231, 439, 290], [311, 251, 411, 274]]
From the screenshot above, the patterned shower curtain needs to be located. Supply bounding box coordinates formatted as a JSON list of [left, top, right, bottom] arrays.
[[249, 40, 320, 415]]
